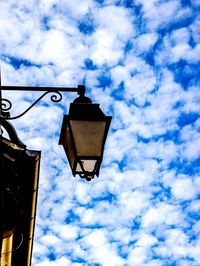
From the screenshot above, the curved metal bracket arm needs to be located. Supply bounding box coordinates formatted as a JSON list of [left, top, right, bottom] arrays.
[[0, 85, 86, 120], [2, 90, 62, 120], [0, 117, 26, 148]]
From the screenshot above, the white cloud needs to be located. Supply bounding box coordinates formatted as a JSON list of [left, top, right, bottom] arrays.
[[142, 203, 184, 230], [88, 6, 135, 66], [118, 190, 150, 219], [90, 28, 124, 66], [190, 16, 200, 43], [135, 0, 182, 30], [95, 5, 135, 42], [135, 233, 158, 248], [133, 33, 158, 53], [127, 246, 151, 265], [170, 27, 191, 45], [180, 123, 200, 160], [52, 223, 79, 240], [79, 229, 125, 266], [191, 0, 200, 7], [171, 178, 197, 200], [35, 257, 71, 266]]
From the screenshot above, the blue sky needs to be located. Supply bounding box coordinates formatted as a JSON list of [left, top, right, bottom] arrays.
[[0, 0, 200, 265]]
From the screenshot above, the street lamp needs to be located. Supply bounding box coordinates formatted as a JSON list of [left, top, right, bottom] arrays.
[[0, 83, 112, 181], [59, 94, 111, 181]]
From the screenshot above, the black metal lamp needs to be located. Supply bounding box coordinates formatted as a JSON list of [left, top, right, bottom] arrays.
[[59, 95, 112, 181]]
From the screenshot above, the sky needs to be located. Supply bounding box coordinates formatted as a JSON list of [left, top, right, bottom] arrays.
[[0, 0, 200, 265]]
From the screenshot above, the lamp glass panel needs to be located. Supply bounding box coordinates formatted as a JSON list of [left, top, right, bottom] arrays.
[[76, 159, 97, 172], [70, 120, 106, 157], [63, 124, 76, 169]]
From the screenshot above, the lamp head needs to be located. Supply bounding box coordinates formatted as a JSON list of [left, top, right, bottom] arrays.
[[59, 99, 111, 181]]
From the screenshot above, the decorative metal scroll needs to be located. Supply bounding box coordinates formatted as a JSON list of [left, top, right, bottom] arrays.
[[1, 98, 12, 113], [0, 90, 62, 120]]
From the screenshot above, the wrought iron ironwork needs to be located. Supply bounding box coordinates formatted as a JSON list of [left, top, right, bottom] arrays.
[[0, 84, 85, 120], [2, 90, 63, 120], [1, 98, 12, 113]]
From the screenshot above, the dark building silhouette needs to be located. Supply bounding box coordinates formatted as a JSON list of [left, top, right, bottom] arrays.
[[0, 135, 40, 266]]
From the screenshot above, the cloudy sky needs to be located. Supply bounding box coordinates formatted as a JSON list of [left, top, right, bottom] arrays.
[[1, 0, 200, 265]]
